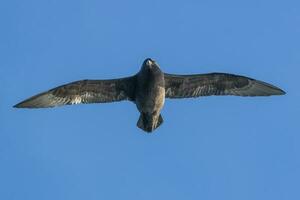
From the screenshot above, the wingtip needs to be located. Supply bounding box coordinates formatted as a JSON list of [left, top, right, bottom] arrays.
[[13, 99, 37, 108], [254, 79, 286, 96], [13, 102, 26, 108], [271, 86, 286, 96], [278, 89, 286, 95]]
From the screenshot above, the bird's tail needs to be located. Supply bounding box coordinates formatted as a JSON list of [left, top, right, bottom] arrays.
[[137, 113, 163, 133]]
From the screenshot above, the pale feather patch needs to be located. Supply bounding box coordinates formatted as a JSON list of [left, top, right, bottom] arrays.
[[70, 96, 82, 104]]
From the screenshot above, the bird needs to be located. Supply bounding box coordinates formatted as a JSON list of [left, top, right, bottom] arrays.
[[14, 58, 285, 133]]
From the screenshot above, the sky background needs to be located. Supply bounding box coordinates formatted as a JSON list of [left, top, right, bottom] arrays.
[[1, 0, 299, 199]]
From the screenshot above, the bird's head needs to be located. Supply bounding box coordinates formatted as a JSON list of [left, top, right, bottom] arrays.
[[141, 58, 160, 72]]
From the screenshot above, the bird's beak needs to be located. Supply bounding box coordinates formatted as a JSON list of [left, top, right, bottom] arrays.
[[146, 59, 153, 66]]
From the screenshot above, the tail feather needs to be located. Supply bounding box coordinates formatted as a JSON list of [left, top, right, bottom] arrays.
[[137, 113, 163, 133]]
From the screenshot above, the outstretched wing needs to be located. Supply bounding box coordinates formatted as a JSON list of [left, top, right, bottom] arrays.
[[164, 73, 285, 98], [14, 76, 136, 108]]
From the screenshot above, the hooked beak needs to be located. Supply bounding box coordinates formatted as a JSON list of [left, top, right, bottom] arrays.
[[146, 59, 153, 66]]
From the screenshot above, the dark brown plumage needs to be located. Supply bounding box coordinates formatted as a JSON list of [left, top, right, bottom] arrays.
[[164, 73, 285, 98], [14, 58, 285, 133], [14, 77, 136, 108]]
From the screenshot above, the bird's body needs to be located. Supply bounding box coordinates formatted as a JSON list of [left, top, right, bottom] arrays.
[[135, 59, 165, 132], [14, 58, 286, 133]]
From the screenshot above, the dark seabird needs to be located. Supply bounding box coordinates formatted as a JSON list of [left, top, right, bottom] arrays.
[[14, 58, 285, 133]]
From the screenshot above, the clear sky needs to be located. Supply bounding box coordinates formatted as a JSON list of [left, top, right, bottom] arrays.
[[1, 0, 299, 200]]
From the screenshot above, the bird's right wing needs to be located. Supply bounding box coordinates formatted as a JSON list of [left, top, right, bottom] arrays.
[[14, 76, 137, 108], [164, 73, 285, 99]]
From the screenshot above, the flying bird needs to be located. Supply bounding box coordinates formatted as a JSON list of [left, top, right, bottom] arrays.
[[14, 58, 285, 133]]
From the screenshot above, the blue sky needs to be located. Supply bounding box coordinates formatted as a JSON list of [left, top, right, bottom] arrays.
[[1, 0, 299, 199]]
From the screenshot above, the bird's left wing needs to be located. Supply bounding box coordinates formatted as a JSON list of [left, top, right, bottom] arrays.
[[14, 76, 136, 108], [164, 73, 285, 99]]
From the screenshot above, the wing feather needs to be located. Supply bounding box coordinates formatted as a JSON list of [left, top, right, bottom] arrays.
[[164, 73, 285, 98], [14, 76, 136, 108]]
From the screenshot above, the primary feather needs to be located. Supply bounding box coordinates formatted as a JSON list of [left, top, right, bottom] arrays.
[[164, 73, 285, 98], [14, 77, 136, 108]]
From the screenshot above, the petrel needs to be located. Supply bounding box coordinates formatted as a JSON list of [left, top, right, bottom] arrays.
[[14, 58, 285, 133]]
